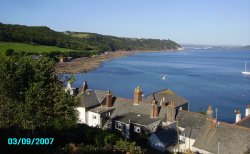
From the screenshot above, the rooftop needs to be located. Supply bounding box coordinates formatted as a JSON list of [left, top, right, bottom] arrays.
[[152, 127, 178, 147], [77, 89, 108, 108], [143, 89, 188, 107], [235, 115, 250, 128], [176, 110, 209, 139], [89, 105, 115, 114], [113, 112, 161, 126], [193, 120, 250, 154]]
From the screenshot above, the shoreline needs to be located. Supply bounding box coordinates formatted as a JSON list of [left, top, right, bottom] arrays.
[[55, 49, 181, 74], [55, 51, 137, 74]]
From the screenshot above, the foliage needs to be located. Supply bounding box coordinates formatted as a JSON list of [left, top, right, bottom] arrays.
[[4, 48, 14, 56], [115, 139, 137, 153], [0, 55, 78, 129], [135, 134, 148, 149], [0, 23, 181, 53], [68, 74, 76, 84]]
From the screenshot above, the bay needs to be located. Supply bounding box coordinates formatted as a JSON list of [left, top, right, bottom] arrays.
[[68, 49, 250, 123]]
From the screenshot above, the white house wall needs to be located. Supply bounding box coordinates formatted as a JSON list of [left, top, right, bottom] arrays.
[[192, 147, 213, 154], [76, 107, 86, 123], [87, 111, 101, 127], [179, 137, 196, 152]]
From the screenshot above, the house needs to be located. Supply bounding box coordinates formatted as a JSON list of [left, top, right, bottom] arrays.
[[76, 88, 112, 127], [192, 120, 250, 154], [110, 87, 188, 139], [66, 81, 250, 153], [74, 82, 189, 140], [148, 107, 210, 153], [235, 115, 250, 129], [59, 56, 73, 62], [176, 109, 209, 152], [235, 105, 250, 128], [149, 126, 177, 152]]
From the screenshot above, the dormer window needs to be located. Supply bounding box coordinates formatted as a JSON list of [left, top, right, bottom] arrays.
[[105, 112, 111, 117], [134, 126, 141, 133], [107, 123, 112, 128], [116, 122, 122, 130]]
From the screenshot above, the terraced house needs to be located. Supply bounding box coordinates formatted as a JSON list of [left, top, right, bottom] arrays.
[[66, 81, 250, 153]]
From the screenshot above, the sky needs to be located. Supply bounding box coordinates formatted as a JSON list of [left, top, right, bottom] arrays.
[[0, 0, 250, 46]]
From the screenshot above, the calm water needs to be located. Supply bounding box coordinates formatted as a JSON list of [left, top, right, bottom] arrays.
[[69, 49, 250, 123]]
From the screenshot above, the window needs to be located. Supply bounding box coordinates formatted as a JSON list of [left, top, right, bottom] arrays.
[[116, 122, 122, 130], [134, 126, 141, 133], [92, 115, 96, 119], [105, 112, 111, 117], [179, 135, 185, 142], [107, 124, 112, 128]]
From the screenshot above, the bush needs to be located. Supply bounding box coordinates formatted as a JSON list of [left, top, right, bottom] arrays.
[[5, 48, 14, 56]]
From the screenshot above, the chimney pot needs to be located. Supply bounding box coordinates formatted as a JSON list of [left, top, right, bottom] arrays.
[[106, 90, 112, 108], [246, 105, 250, 117], [166, 103, 176, 122], [235, 109, 241, 123], [134, 86, 142, 105], [150, 99, 158, 118], [83, 81, 88, 92], [207, 105, 213, 118]]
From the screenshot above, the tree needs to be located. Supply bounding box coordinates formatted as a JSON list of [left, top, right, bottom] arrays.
[[0, 55, 78, 129]]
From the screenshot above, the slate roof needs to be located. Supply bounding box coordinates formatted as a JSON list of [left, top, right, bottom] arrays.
[[235, 115, 250, 128], [130, 102, 152, 115], [111, 97, 134, 118], [95, 90, 108, 104], [113, 112, 161, 126], [77, 88, 189, 128], [77, 89, 107, 108], [153, 127, 178, 147], [143, 89, 188, 107], [89, 105, 115, 114], [176, 110, 208, 139], [193, 120, 250, 154]]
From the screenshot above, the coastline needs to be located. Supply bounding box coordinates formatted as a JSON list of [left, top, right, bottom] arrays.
[[55, 51, 136, 74], [55, 49, 182, 74]]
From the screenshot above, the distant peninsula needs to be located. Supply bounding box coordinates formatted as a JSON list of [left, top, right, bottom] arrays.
[[0, 23, 181, 54], [0, 23, 182, 73]]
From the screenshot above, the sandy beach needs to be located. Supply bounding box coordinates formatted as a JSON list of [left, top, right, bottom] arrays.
[[55, 51, 135, 74]]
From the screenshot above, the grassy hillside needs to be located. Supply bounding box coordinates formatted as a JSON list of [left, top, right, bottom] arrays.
[[0, 23, 181, 53], [0, 42, 75, 54]]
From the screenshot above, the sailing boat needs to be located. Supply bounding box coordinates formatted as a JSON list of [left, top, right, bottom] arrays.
[[242, 62, 250, 75]]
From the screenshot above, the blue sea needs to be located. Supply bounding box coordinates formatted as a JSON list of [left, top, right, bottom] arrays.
[[68, 49, 250, 123]]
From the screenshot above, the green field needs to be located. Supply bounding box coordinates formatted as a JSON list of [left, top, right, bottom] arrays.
[[70, 33, 90, 38], [0, 42, 76, 54]]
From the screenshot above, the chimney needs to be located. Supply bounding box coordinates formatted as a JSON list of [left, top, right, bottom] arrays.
[[83, 81, 88, 92], [134, 86, 142, 105], [160, 97, 166, 106], [235, 110, 241, 123], [166, 102, 176, 122], [207, 105, 213, 118], [150, 99, 159, 118], [67, 81, 72, 90], [246, 105, 250, 117], [65, 81, 73, 95], [106, 90, 112, 108]]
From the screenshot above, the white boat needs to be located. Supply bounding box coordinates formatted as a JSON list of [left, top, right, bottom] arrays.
[[162, 75, 167, 80], [242, 62, 250, 75]]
